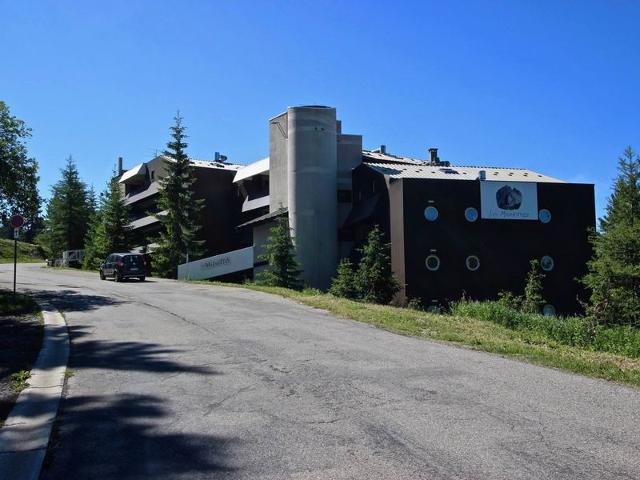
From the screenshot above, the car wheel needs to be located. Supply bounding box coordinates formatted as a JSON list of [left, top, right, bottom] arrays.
[[139, 276, 145, 282], [99, 270, 105, 280]]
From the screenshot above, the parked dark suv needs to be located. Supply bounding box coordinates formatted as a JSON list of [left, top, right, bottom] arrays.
[[99, 253, 146, 282]]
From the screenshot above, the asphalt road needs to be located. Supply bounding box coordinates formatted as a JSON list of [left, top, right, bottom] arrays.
[[0, 264, 638, 479]]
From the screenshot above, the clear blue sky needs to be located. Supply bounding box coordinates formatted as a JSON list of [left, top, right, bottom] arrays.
[[2, 0, 639, 220]]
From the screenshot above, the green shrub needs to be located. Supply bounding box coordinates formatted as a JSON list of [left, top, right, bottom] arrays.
[[451, 298, 640, 358], [329, 259, 357, 299]]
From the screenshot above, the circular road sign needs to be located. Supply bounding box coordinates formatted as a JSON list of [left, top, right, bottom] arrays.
[[10, 214, 25, 228]]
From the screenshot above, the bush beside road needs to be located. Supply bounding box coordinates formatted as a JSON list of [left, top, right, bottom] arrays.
[[197, 281, 640, 387]]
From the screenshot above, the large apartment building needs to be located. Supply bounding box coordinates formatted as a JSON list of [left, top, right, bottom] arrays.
[[119, 105, 595, 314]]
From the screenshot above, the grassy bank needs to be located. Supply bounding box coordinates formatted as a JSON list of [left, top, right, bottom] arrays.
[[0, 238, 45, 264], [196, 281, 640, 387], [0, 290, 44, 425]]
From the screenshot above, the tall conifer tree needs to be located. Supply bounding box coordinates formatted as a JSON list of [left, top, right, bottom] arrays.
[[583, 147, 640, 327], [83, 174, 133, 269], [154, 113, 204, 278], [40, 156, 93, 259]]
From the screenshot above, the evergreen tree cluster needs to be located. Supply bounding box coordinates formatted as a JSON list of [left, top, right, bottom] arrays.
[[0, 101, 42, 241], [83, 174, 133, 269], [153, 114, 204, 279], [330, 225, 399, 304], [583, 147, 640, 327]]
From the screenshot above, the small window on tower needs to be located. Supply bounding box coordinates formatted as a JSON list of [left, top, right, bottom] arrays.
[[151, 171, 155, 180]]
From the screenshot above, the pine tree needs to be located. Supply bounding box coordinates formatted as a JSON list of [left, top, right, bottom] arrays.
[[153, 113, 204, 278], [257, 215, 302, 289], [39, 156, 93, 260], [329, 258, 357, 298], [583, 147, 640, 327], [522, 259, 545, 314], [354, 225, 399, 304], [83, 175, 133, 269]]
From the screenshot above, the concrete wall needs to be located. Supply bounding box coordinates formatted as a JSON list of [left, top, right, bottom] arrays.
[[287, 106, 338, 289], [269, 112, 289, 211]]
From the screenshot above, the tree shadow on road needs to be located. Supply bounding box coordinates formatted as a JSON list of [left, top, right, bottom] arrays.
[[67, 324, 217, 375], [32, 289, 126, 313], [41, 393, 236, 479]]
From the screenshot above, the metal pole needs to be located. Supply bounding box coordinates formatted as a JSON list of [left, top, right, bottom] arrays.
[[13, 235, 17, 297]]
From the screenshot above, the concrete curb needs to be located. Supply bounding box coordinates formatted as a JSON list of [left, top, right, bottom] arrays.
[[0, 303, 69, 480]]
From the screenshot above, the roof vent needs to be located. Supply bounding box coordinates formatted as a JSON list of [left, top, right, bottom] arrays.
[[372, 145, 386, 154], [214, 152, 227, 163]]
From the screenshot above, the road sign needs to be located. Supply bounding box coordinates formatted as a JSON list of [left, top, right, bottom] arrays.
[[10, 214, 25, 228]]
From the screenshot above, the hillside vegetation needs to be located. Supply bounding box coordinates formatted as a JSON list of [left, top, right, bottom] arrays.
[[0, 239, 45, 263]]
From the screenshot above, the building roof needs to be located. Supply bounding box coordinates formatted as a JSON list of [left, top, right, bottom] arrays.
[[119, 163, 147, 183], [363, 163, 565, 183], [234, 157, 269, 183], [362, 151, 428, 166]]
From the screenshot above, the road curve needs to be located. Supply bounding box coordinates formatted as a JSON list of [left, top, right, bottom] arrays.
[[0, 263, 638, 479]]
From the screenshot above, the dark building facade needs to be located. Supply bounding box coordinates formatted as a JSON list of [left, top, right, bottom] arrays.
[[119, 155, 249, 257], [119, 106, 595, 315], [349, 154, 595, 315]]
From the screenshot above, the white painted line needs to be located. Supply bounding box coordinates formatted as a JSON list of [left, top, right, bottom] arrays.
[[0, 304, 69, 480]]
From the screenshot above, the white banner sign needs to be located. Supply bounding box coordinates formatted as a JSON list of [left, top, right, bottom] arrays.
[[178, 246, 254, 281], [480, 181, 538, 220]]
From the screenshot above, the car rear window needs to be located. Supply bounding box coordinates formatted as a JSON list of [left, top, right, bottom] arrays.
[[123, 255, 143, 266]]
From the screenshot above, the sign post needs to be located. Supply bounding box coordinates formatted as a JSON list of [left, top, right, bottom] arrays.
[[10, 214, 25, 298]]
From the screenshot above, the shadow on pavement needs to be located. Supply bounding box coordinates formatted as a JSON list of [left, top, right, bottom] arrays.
[[41, 393, 236, 479], [67, 325, 217, 375], [32, 289, 125, 313]]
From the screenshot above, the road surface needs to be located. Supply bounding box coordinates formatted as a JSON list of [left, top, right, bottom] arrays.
[[0, 263, 638, 479]]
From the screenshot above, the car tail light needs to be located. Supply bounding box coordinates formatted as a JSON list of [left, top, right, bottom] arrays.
[[117, 261, 124, 268]]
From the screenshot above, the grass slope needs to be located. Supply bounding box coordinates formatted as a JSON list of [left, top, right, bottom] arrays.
[[0, 238, 45, 264], [196, 281, 640, 387]]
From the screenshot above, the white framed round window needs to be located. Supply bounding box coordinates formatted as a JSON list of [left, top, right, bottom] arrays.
[[466, 255, 480, 271], [464, 207, 479, 222], [543, 304, 556, 317], [540, 255, 554, 272], [424, 206, 439, 221], [539, 209, 552, 224], [425, 254, 440, 271]]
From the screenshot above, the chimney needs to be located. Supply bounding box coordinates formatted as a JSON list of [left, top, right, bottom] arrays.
[[117, 157, 123, 176], [428, 148, 438, 165], [214, 152, 220, 162], [336, 120, 342, 134]]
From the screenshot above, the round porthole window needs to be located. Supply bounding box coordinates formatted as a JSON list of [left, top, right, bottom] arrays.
[[425, 254, 440, 271], [466, 255, 480, 271], [424, 206, 439, 222], [540, 255, 554, 272], [543, 304, 556, 317], [464, 207, 479, 222], [539, 209, 552, 224]]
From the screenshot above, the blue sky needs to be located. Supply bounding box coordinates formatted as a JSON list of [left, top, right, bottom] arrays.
[[1, 0, 639, 219]]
